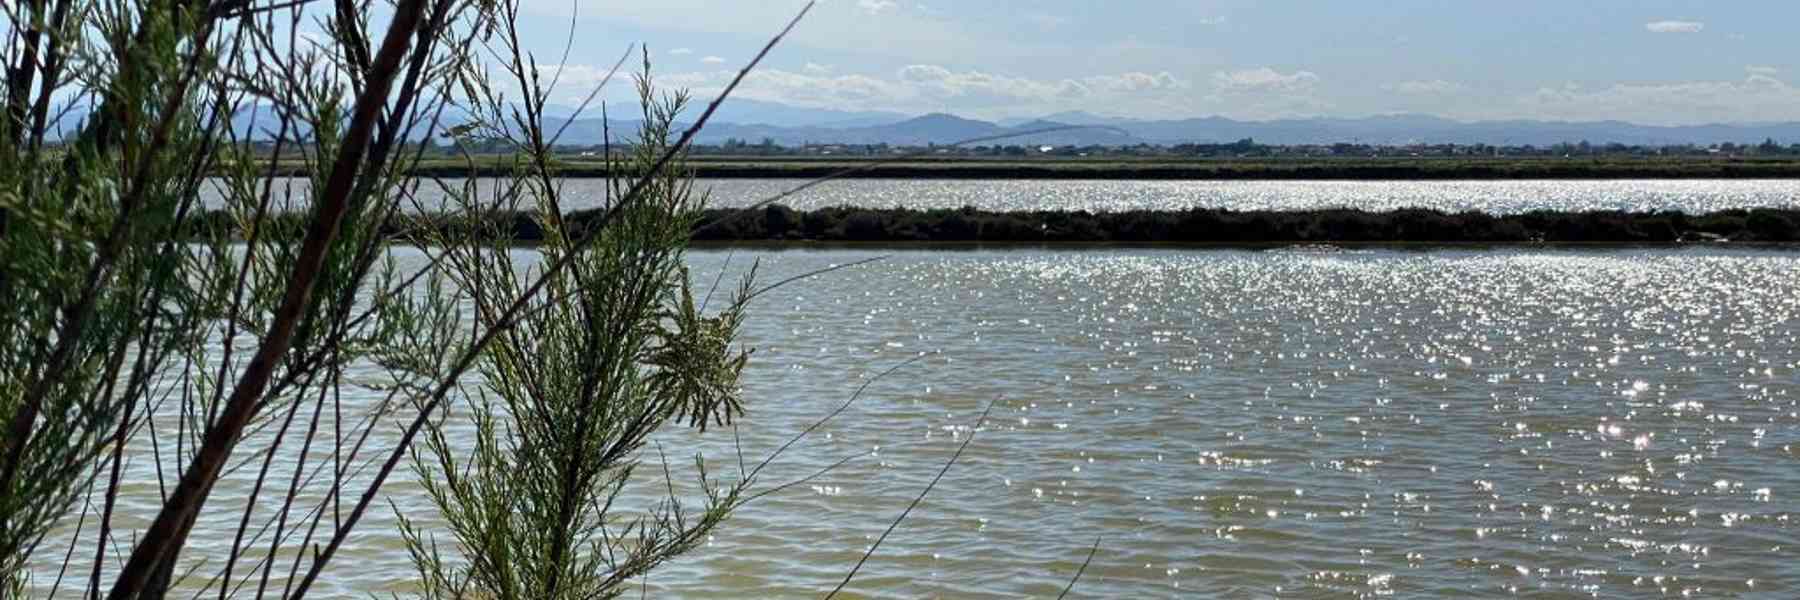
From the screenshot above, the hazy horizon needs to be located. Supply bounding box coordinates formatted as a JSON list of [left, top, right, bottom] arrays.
[[491, 1, 1800, 126]]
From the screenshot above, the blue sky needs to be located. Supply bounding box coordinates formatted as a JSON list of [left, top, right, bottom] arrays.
[[507, 1, 1794, 123]]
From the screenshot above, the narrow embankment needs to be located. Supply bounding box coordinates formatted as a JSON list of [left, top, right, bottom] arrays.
[[266, 157, 1800, 180], [188, 206, 1800, 244]]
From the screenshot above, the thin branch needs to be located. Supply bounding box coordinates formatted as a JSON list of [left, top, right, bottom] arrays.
[[748, 352, 928, 481], [288, 3, 817, 596], [105, 0, 435, 594], [742, 255, 887, 305], [824, 395, 1000, 599], [741, 452, 861, 505], [1056, 536, 1103, 600]]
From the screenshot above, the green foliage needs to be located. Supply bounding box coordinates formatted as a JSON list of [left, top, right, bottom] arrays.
[[397, 48, 756, 600], [2, 0, 791, 594]]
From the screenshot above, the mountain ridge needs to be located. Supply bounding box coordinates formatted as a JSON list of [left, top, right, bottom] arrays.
[[48, 98, 1800, 147], [532, 105, 1800, 147]]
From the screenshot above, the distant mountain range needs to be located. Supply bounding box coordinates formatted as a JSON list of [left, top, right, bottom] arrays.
[[530, 102, 1800, 147], [46, 97, 1800, 147]]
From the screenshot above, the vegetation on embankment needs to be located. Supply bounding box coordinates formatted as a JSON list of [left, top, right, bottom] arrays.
[[190, 206, 1800, 244], [257, 155, 1800, 179]]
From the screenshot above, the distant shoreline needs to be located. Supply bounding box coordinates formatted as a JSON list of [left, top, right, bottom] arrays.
[[263, 156, 1800, 180]]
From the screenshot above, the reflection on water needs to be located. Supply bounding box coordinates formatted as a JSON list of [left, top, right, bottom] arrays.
[[34, 247, 1800, 598], [652, 247, 1799, 598]]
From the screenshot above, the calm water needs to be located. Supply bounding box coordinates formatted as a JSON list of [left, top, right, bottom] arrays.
[[203, 178, 1800, 213]]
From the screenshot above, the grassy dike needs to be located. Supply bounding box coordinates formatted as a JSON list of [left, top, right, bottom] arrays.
[[188, 205, 1800, 245]]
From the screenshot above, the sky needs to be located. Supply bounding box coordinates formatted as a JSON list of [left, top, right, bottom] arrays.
[[498, 0, 1800, 125]]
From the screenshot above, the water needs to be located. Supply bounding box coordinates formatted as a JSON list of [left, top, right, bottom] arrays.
[[202, 178, 1800, 214], [643, 247, 1798, 598], [35, 179, 1800, 598], [49, 247, 1797, 598], [690, 179, 1800, 214]]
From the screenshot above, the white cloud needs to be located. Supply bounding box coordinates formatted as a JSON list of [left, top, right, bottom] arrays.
[[668, 47, 693, 56], [664, 68, 909, 107], [543, 62, 1800, 124], [1518, 73, 1800, 124], [1387, 79, 1465, 95], [804, 62, 834, 75], [700, 55, 727, 64], [642, 64, 1192, 118], [857, 0, 896, 14], [896, 64, 1081, 100], [1212, 67, 1319, 94], [531, 64, 638, 101], [1199, 68, 1329, 118], [1746, 65, 1779, 75], [892, 65, 1185, 101], [1087, 71, 1185, 93], [895, 64, 951, 82], [1645, 20, 1704, 34], [1026, 13, 1069, 29]]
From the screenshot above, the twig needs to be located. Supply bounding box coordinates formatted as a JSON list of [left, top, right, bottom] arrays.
[[104, 0, 435, 595], [742, 452, 861, 505], [1056, 536, 1103, 600], [742, 255, 887, 305], [824, 395, 1000, 599], [749, 352, 929, 481], [288, 4, 817, 595]]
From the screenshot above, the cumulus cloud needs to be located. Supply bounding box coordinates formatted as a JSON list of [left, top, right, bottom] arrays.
[[1645, 20, 1704, 33], [857, 0, 897, 14], [804, 62, 834, 75], [1212, 67, 1320, 94], [700, 55, 726, 64], [1746, 65, 1779, 75], [1387, 79, 1465, 95]]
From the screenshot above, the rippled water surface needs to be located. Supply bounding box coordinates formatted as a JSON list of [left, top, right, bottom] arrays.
[[204, 178, 1800, 213], [33, 246, 1800, 598], [658, 248, 1799, 599], [692, 179, 1800, 213]]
